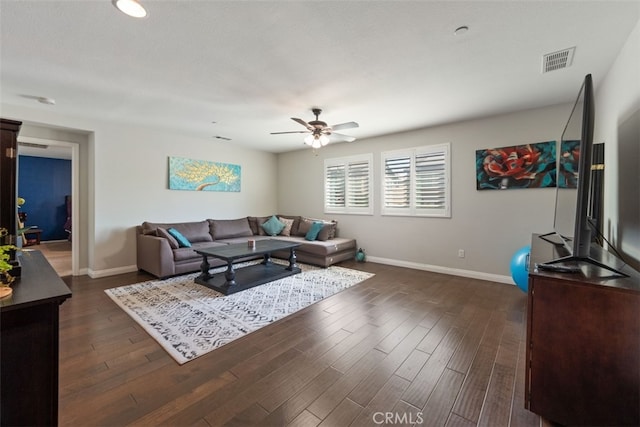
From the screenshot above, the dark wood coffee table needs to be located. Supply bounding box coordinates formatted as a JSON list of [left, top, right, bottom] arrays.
[[194, 239, 301, 295]]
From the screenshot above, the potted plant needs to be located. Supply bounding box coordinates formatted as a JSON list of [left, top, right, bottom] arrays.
[[1, 228, 17, 297]]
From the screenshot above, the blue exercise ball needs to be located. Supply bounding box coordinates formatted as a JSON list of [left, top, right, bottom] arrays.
[[510, 245, 530, 292]]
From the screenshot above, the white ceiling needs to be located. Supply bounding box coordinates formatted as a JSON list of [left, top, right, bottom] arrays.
[[1, 1, 639, 154]]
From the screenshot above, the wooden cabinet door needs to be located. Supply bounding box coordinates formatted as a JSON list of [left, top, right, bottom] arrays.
[[528, 276, 640, 426]]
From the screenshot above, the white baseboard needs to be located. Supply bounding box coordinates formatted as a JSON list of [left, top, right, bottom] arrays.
[[365, 256, 514, 285], [85, 259, 514, 284], [88, 264, 138, 279]]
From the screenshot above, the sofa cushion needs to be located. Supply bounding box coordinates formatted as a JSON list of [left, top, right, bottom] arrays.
[[209, 218, 253, 240], [168, 228, 192, 248], [142, 227, 158, 236], [278, 216, 295, 236], [273, 236, 356, 256], [142, 220, 213, 243], [317, 221, 338, 241], [277, 215, 301, 236], [247, 216, 259, 235], [261, 215, 285, 236], [173, 242, 227, 262], [305, 221, 324, 241], [296, 218, 313, 236], [248, 216, 272, 236], [297, 217, 337, 239], [157, 227, 179, 249], [217, 235, 271, 245]]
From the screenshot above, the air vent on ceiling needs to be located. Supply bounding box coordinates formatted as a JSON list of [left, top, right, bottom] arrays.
[[542, 47, 575, 73], [19, 142, 48, 149]]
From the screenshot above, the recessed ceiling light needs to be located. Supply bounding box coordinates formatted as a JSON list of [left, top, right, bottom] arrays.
[[112, 0, 147, 18], [37, 97, 56, 105], [454, 26, 469, 36]]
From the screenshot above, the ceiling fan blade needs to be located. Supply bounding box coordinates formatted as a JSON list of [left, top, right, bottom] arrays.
[[291, 117, 314, 130], [331, 121, 359, 131], [270, 130, 310, 135], [331, 132, 356, 143]]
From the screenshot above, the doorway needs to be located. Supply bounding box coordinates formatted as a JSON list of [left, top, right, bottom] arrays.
[[18, 136, 79, 276]]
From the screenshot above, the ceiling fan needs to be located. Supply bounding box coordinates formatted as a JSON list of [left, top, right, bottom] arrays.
[[271, 108, 359, 148]]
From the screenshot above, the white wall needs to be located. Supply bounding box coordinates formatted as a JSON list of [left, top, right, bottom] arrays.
[[91, 125, 278, 276], [278, 19, 640, 281], [2, 18, 636, 279], [1, 103, 278, 276], [278, 103, 574, 281], [594, 18, 640, 269]]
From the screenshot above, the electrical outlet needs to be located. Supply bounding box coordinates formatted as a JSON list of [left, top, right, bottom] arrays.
[[458, 249, 465, 258]]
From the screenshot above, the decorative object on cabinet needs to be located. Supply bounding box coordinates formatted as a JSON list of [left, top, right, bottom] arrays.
[[0, 228, 18, 294]]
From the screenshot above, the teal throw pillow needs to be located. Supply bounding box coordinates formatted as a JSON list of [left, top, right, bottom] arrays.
[[261, 215, 285, 236], [167, 228, 192, 248], [305, 221, 325, 241]]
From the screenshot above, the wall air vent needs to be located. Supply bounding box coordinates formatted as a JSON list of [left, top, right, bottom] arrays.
[[542, 47, 575, 73]]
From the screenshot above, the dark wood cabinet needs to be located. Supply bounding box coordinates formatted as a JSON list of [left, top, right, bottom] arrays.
[[526, 235, 640, 426], [1, 118, 21, 246], [1, 251, 72, 426]]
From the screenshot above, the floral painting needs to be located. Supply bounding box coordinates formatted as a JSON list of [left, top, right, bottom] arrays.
[[169, 157, 241, 192], [558, 140, 580, 188], [476, 141, 556, 190]]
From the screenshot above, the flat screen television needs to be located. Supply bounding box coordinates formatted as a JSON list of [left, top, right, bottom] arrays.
[[540, 73, 626, 276]]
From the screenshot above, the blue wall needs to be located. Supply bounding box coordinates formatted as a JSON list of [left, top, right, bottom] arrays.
[[18, 156, 71, 241]]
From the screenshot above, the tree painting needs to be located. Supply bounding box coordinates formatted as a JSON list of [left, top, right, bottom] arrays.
[[169, 157, 241, 192]]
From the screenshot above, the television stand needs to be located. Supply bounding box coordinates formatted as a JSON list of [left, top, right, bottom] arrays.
[[525, 234, 640, 426], [536, 233, 628, 277], [543, 254, 628, 277]]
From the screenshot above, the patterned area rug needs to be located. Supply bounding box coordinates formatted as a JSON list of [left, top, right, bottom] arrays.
[[105, 261, 374, 364]]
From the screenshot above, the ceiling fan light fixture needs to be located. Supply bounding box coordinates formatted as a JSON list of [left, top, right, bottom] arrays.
[[112, 0, 147, 18], [273, 108, 358, 150], [304, 133, 329, 149]]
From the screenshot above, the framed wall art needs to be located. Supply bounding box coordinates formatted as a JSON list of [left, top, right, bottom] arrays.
[[475, 141, 556, 190], [557, 140, 580, 189], [168, 156, 241, 192]]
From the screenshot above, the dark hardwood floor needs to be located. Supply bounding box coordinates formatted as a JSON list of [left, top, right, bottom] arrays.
[[58, 261, 543, 426]]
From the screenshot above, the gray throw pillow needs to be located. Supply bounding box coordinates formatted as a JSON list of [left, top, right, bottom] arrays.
[[157, 227, 179, 249]]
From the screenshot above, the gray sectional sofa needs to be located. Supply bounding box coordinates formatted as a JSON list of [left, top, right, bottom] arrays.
[[136, 215, 357, 278]]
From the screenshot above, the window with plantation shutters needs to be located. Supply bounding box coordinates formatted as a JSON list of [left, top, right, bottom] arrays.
[[324, 154, 373, 215], [383, 153, 412, 211], [325, 164, 346, 209], [382, 143, 450, 217]]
